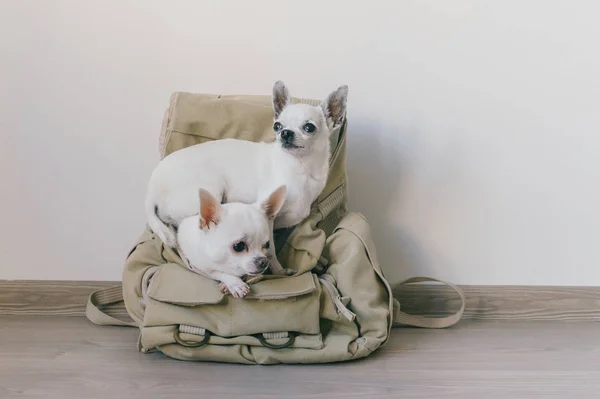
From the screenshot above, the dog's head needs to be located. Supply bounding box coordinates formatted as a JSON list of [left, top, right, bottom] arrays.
[[178, 186, 287, 277], [272, 81, 348, 157]]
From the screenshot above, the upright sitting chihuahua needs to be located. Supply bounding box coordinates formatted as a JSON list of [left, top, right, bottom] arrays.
[[145, 81, 348, 275], [176, 186, 286, 298]]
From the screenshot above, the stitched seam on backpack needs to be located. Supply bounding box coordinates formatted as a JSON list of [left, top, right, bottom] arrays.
[[168, 130, 219, 140], [159, 93, 177, 159], [357, 340, 375, 353], [245, 287, 315, 300]]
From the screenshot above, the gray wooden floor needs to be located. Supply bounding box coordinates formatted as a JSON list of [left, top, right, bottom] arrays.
[[0, 316, 599, 398]]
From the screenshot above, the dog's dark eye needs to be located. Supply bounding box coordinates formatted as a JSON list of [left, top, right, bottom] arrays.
[[303, 123, 316, 133], [263, 241, 270, 250], [232, 241, 247, 253], [273, 122, 282, 131]]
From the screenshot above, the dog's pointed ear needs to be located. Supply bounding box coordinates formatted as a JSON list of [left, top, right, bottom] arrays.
[[260, 185, 287, 219], [321, 85, 348, 130], [198, 188, 221, 230], [272, 81, 291, 119]]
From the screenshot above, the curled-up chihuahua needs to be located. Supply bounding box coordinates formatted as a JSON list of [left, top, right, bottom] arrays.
[[175, 186, 286, 298], [145, 81, 348, 289]]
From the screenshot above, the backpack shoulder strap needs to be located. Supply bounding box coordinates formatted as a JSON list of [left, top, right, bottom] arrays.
[[392, 277, 465, 329], [86, 285, 137, 327]]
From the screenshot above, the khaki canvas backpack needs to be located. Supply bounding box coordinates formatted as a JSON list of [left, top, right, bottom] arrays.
[[86, 91, 465, 365]]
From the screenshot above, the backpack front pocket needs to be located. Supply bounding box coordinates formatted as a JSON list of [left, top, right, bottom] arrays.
[[139, 264, 323, 351]]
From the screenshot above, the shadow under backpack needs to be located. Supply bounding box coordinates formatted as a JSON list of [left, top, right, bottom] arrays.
[[86, 91, 465, 365]]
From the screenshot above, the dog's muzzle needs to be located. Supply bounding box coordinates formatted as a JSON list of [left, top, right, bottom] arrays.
[[279, 129, 300, 149], [248, 257, 270, 275], [280, 129, 294, 142]]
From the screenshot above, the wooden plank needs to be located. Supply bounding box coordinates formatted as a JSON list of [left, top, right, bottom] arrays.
[[1, 316, 600, 398], [0, 280, 129, 318], [1, 280, 600, 321], [393, 284, 600, 321]]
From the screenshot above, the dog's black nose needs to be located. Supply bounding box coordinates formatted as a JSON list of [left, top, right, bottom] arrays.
[[280, 129, 294, 142], [254, 257, 269, 270]]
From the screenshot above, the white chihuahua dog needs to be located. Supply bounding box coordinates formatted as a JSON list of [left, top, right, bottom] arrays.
[[145, 81, 348, 275], [176, 186, 286, 298]]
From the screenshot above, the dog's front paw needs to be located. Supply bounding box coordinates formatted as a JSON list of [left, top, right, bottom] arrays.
[[218, 282, 230, 295], [222, 280, 250, 298], [284, 269, 297, 276]]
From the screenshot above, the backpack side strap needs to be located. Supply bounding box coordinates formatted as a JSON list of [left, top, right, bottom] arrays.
[[392, 277, 465, 329], [85, 277, 465, 330], [86, 285, 137, 327]]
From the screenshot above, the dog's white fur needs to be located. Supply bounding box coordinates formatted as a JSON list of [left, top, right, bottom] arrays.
[[145, 81, 348, 274], [177, 187, 286, 298]]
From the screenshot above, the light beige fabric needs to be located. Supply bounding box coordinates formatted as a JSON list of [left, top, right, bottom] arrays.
[[86, 91, 464, 364]]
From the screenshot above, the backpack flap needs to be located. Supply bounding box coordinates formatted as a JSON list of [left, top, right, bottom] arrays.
[[140, 264, 323, 350]]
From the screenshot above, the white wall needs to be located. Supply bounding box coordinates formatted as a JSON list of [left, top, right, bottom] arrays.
[[1, 0, 599, 285]]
